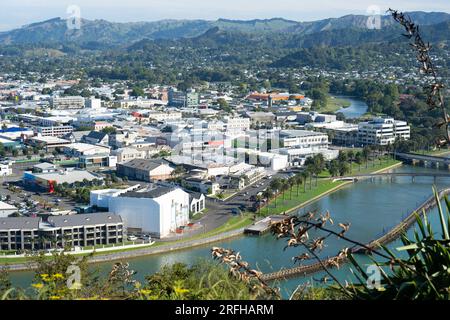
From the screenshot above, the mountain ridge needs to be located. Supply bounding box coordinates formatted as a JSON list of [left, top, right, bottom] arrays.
[[1, 11, 449, 46]]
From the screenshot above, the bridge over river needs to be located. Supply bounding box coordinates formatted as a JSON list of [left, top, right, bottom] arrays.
[[395, 152, 450, 169]]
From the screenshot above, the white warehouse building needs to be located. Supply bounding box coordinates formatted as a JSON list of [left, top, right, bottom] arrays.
[[90, 186, 190, 238]]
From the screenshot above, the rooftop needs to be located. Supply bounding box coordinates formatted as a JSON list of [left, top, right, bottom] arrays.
[[280, 130, 327, 138], [26, 170, 102, 184], [0, 217, 40, 230], [121, 186, 176, 199], [0, 201, 17, 211], [48, 213, 122, 228], [119, 158, 171, 171]]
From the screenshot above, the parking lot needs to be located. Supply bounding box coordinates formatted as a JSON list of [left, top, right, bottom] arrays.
[[0, 178, 78, 217]]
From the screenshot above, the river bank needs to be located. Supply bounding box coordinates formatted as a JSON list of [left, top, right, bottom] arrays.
[[1, 159, 403, 271], [261, 186, 450, 281]]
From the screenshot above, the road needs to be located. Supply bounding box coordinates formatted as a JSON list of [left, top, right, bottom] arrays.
[[191, 171, 292, 235]]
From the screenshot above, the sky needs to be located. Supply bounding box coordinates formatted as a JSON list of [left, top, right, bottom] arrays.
[[1, 0, 450, 31]]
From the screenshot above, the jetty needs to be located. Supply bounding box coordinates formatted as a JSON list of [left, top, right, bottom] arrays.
[[244, 215, 289, 235]]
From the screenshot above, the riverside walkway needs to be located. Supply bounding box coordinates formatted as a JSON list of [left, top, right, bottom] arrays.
[[333, 172, 450, 182], [4, 227, 248, 271], [260, 187, 450, 282]]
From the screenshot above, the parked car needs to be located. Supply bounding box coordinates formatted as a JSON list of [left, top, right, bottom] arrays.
[[139, 234, 151, 241], [127, 235, 138, 241]]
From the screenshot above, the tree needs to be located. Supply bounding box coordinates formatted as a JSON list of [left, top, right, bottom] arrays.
[[130, 87, 145, 97], [269, 178, 282, 207], [362, 147, 370, 169], [280, 179, 289, 201], [294, 174, 303, 196], [328, 160, 340, 177], [354, 152, 363, 171], [338, 161, 350, 176], [262, 189, 273, 215]]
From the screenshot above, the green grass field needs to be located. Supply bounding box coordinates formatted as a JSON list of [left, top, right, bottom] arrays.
[[259, 158, 402, 216], [315, 96, 351, 113]]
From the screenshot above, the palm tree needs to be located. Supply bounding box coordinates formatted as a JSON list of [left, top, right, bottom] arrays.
[[262, 189, 273, 215], [280, 180, 289, 201], [313, 154, 325, 186], [362, 146, 370, 169], [255, 194, 263, 215], [306, 164, 315, 189], [287, 177, 296, 200], [301, 171, 308, 193], [294, 174, 303, 197], [269, 178, 282, 207], [347, 150, 354, 173], [328, 160, 340, 177], [355, 151, 363, 171]]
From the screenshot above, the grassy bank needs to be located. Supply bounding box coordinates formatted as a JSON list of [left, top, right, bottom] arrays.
[[315, 96, 351, 113], [0, 159, 402, 266], [260, 158, 402, 216]]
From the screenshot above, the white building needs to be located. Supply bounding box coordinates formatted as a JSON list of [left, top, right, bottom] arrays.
[[279, 130, 329, 149], [0, 201, 17, 218], [90, 186, 190, 238], [51, 96, 85, 109], [112, 147, 145, 163], [147, 111, 182, 122], [86, 98, 102, 109], [225, 117, 251, 132], [358, 117, 411, 146], [36, 125, 74, 137], [0, 162, 12, 177]]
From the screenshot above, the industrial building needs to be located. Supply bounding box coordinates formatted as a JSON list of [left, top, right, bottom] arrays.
[[90, 186, 190, 238]]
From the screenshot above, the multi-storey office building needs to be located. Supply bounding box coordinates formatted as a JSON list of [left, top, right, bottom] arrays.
[[51, 96, 85, 109], [36, 125, 74, 137], [358, 117, 411, 146]]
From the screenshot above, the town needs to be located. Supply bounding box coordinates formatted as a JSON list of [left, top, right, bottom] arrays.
[[0, 76, 413, 254]]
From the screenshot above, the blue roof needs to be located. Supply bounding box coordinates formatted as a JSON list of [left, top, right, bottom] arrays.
[[0, 127, 30, 133]]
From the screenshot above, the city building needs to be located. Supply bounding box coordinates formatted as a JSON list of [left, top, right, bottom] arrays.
[[358, 117, 411, 146], [85, 98, 102, 109], [0, 217, 40, 251], [279, 130, 330, 149], [51, 96, 85, 109], [0, 201, 17, 218], [188, 192, 206, 216], [82, 131, 109, 146], [32, 162, 58, 174], [41, 213, 124, 248], [36, 125, 74, 137], [183, 178, 220, 195], [23, 169, 103, 192], [0, 162, 12, 177], [28, 136, 72, 152], [146, 111, 183, 122], [90, 186, 190, 238], [168, 88, 199, 107], [117, 159, 174, 182], [112, 147, 145, 163], [0, 213, 123, 251]]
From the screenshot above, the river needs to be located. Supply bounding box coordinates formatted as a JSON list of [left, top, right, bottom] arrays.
[[336, 96, 368, 119], [7, 164, 450, 298]]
